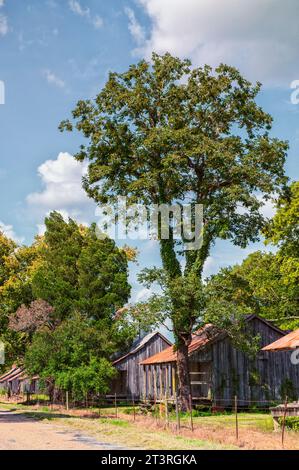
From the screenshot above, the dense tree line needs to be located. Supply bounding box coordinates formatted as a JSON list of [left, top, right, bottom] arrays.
[[0, 211, 135, 398]]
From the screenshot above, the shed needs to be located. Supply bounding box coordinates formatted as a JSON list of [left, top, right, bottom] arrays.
[[0, 366, 24, 396], [0, 366, 40, 397], [140, 315, 299, 406], [110, 331, 172, 399], [0, 365, 19, 390]]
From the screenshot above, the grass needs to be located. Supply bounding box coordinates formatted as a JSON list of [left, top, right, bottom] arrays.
[[189, 412, 274, 433], [0, 400, 281, 449], [0, 404, 236, 450], [41, 416, 236, 450]]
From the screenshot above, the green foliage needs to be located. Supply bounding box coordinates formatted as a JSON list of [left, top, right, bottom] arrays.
[[0, 234, 43, 368], [278, 417, 299, 431], [60, 52, 288, 347], [205, 248, 299, 330], [32, 212, 84, 320], [77, 223, 131, 321], [280, 378, 297, 402], [55, 357, 116, 399], [265, 182, 299, 303], [32, 213, 131, 324], [205, 179, 299, 330], [25, 313, 117, 399], [0, 212, 133, 372]]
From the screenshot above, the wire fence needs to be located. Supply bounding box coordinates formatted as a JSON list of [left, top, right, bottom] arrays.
[[2, 390, 298, 448]]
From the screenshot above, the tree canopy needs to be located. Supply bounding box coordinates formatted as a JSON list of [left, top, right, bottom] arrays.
[[60, 52, 288, 409]]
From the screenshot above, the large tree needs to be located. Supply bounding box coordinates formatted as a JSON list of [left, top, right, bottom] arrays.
[[32, 212, 131, 323], [60, 53, 288, 409]]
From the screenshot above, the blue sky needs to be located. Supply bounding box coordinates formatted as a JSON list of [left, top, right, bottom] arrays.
[[0, 0, 298, 302]]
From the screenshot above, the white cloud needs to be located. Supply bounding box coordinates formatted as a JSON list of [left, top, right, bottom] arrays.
[[0, 0, 8, 37], [26, 152, 97, 233], [43, 69, 66, 89], [69, 0, 103, 30], [0, 14, 8, 36], [27, 152, 91, 210], [69, 0, 90, 18], [136, 0, 299, 86], [125, 7, 146, 46], [0, 221, 24, 244]]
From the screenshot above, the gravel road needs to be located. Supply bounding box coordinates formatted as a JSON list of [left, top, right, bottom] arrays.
[[0, 410, 126, 450]]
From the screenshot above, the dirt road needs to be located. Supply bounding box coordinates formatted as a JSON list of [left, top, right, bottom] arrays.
[[0, 410, 126, 450]]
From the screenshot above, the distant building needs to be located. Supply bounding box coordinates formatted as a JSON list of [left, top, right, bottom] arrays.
[[0, 366, 39, 397], [110, 331, 172, 399]]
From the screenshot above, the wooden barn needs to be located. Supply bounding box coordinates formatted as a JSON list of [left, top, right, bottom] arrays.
[[0, 366, 24, 396], [110, 331, 172, 399], [140, 315, 299, 407], [0, 366, 40, 397]]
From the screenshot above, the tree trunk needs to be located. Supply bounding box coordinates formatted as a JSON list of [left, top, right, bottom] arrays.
[[177, 340, 192, 411]]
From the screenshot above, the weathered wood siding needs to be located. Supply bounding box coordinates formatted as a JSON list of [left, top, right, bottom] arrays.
[[211, 318, 299, 406], [113, 334, 170, 398], [143, 363, 175, 400], [141, 318, 299, 406]]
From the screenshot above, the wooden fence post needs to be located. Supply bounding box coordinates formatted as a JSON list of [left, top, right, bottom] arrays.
[[115, 392, 118, 418], [165, 394, 169, 428], [66, 391, 69, 411], [189, 394, 194, 432], [154, 394, 157, 422], [175, 392, 180, 432], [132, 394, 136, 422], [159, 367, 163, 420], [235, 395, 239, 441], [282, 396, 288, 448]]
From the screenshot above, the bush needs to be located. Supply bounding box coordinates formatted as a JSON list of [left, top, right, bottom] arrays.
[[279, 417, 299, 431]]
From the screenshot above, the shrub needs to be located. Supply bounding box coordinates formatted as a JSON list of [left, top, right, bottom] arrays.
[[279, 417, 299, 431]]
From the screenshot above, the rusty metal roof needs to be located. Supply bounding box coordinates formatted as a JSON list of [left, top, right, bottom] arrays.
[[140, 324, 220, 365], [7, 369, 26, 382], [0, 367, 24, 383], [262, 328, 299, 352], [0, 366, 19, 382]]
